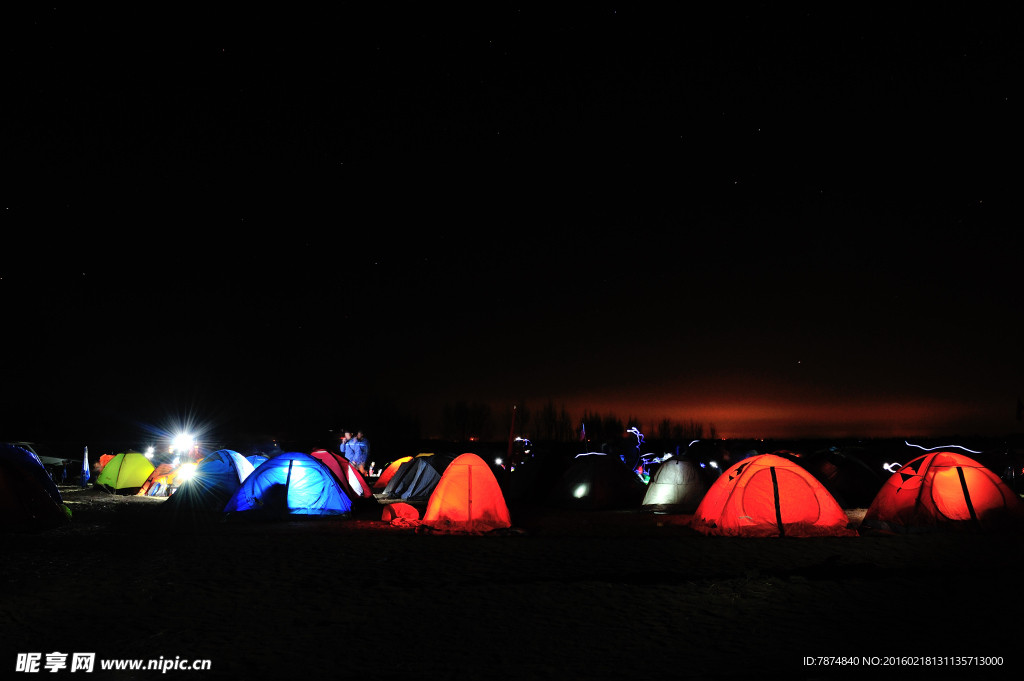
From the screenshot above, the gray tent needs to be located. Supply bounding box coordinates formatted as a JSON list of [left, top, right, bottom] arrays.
[[641, 458, 711, 513], [379, 457, 441, 502]]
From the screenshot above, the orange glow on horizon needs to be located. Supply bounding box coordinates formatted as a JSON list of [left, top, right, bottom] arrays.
[[554, 395, 999, 439]]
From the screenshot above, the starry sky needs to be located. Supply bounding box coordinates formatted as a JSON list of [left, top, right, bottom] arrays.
[[4, 7, 1020, 447]]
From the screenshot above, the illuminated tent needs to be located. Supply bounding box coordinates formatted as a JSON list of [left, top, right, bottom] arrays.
[[0, 444, 68, 531], [224, 452, 351, 517], [862, 451, 1024, 533], [690, 454, 856, 537], [379, 457, 441, 502], [641, 458, 712, 513], [421, 453, 512, 534], [245, 455, 269, 469], [309, 449, 372, 500], [136, 463, 185, 497], [372, 456, 414, 491], [335, 456, 372, 499], [95, 452, 155, 495], [546, 453, 647, 510], [382, 502, 420, 522], [92, 453, 116, 479], [161, 449, 253, 515]]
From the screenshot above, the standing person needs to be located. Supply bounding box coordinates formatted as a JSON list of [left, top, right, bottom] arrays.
[[354, 431, 370, 475], [339, 430, 352, 458], [342, 430, 362, 471]]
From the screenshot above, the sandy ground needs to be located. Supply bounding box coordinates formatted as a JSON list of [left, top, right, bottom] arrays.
[[2, 486, 1020, 679]]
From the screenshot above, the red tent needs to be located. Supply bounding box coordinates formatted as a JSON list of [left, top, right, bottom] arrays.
[[309, 449, 372, 500], [690, 454, 856, 537], [372, 456, 414, 491], [862, 451, 1024, 533], [382, 502, 420, 522], [421, 453, 512, 534]]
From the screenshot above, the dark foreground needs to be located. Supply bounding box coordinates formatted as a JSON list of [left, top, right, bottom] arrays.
[[2, 487, 1020, 680]]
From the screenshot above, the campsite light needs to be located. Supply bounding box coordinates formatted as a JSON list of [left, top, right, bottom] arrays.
[[710, 461, 718, 469], [573, 484, 587, 499], [145, 447, 154, 459], [176, 463, 197, 481], [495, 458, 503, 465], [172, 434, 194, 453]]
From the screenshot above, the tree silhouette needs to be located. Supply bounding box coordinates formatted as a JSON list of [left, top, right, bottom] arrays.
[[442, 401, 493, 441]]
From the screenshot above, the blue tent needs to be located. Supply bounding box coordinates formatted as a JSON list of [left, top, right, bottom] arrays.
[[1, 443, 62, 504], [1, 443, 68, 531], [245, 454, 269, 469], [224, 452, 351, 518], [162, 449, 254, 515]]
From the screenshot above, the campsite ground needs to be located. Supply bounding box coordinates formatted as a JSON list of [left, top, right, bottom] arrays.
[[3, 487, 1020, 680]]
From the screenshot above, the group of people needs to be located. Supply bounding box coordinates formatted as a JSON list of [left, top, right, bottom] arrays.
[[340, 430, 369, 475]]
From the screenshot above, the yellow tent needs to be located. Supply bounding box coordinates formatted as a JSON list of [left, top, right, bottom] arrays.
[[96, 452, 154, 495]]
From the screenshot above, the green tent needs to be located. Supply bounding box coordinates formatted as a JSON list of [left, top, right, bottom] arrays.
[[96, 452, 154, 495]]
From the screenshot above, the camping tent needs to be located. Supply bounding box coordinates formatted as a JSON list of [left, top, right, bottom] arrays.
[[224, 452, 351, 518], [801, 447, 883, 508], [1, 443, 62, 504], [309, 449, 372, 500], [690, 454, 856, 537], [373, 456, 414, 490], [547, 453, 647, 510], [421, 453, 512, 534], [161, 449, 253, 515], [136, 463, 190, 497], [245, 454, 269, 469], [0, 443, 69, 531], [641, 457, 712, 513], [862, 451, 1024, 533], [379, 457, 441, 502], [95, 452, 155, 495]]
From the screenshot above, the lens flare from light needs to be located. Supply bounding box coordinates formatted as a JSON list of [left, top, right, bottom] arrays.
[[176, 463, 197, 481]]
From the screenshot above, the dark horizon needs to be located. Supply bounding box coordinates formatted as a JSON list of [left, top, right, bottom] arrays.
[[5, 7, 1020, 452]]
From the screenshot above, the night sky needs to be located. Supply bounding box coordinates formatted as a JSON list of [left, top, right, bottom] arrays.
[[4, 7, 1020, 449]]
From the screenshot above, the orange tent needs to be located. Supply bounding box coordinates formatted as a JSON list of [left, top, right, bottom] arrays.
[[137, 463, 180, 496], [372, 456, 414, 491], [421, 453, 512, 534], [690, 454, 856, 537], [862, 451, 1024, 533]]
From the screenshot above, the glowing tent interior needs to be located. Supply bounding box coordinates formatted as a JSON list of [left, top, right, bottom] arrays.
[[690, 454, 856, 537], [421, 453, 512, 534], [309, 448, 372, 500], [95, 452, 155, 495], [641, 457, 712, 513], [862, 451, 1024, 533], [224, 452, 352, 518]]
